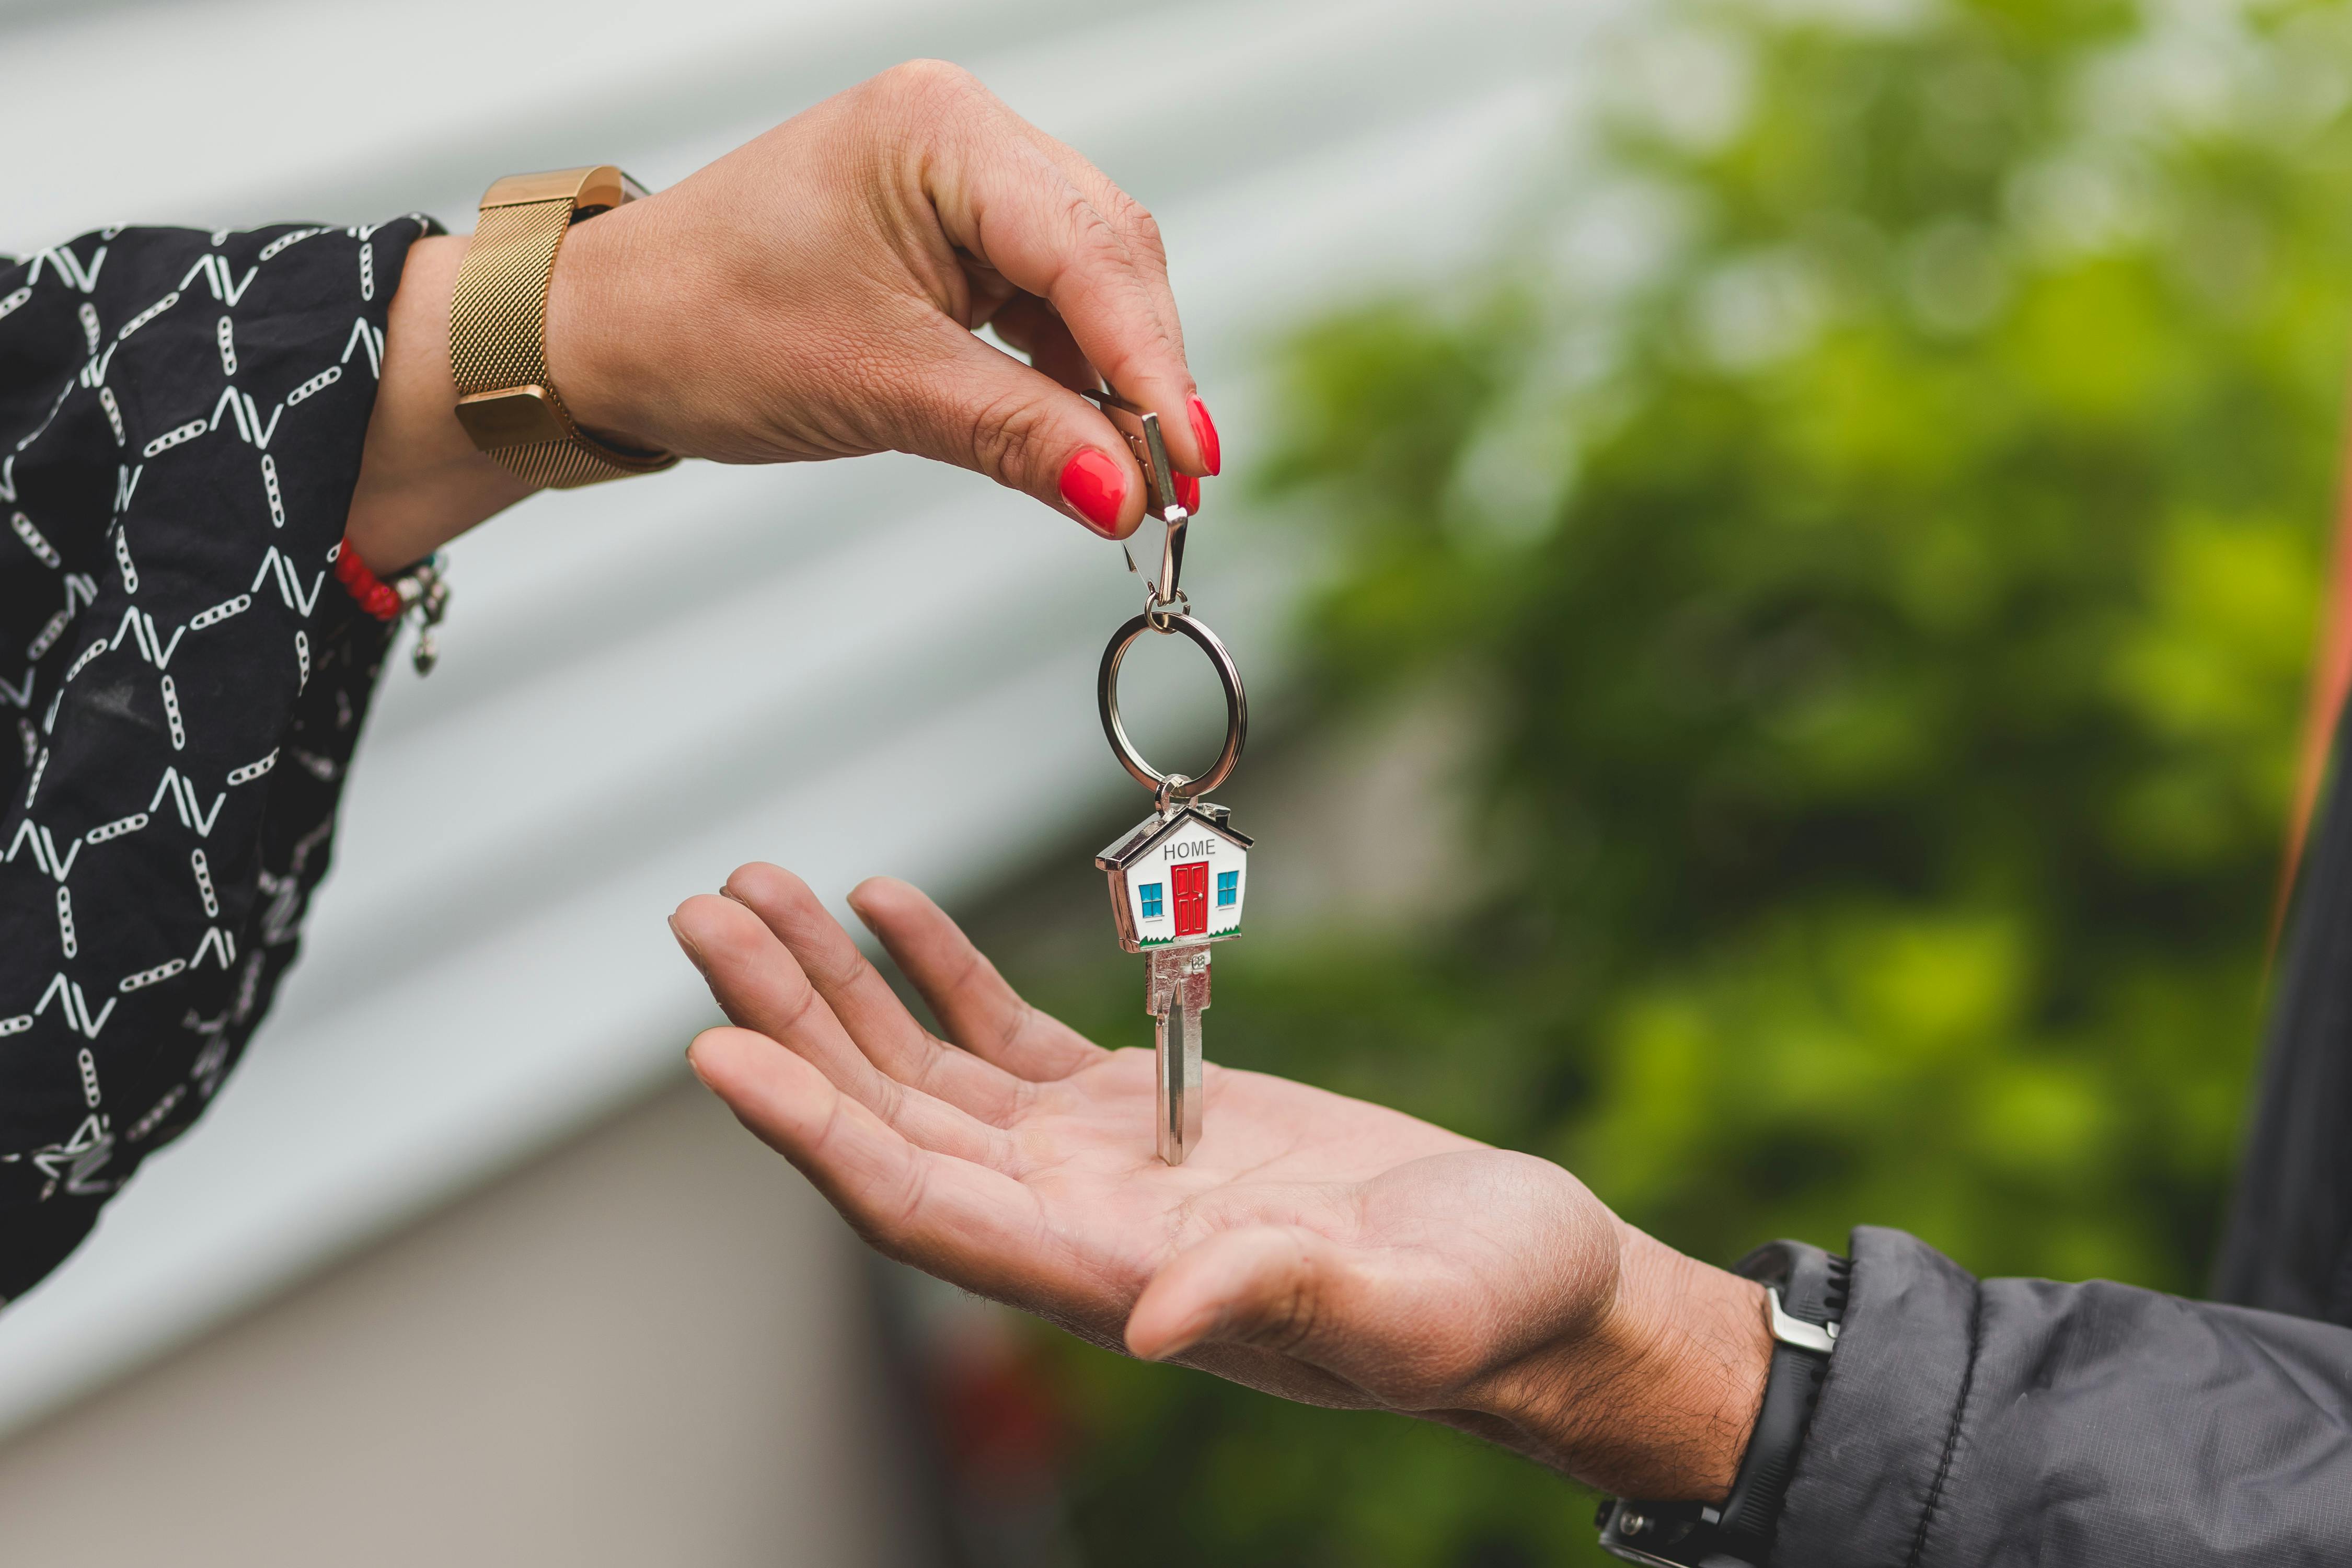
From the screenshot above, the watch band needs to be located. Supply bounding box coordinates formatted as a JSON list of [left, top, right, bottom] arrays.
[[448, 166, 678, 491], [1596, 1240, 1848, 1568], [1712, 1241, 1847, 1556]]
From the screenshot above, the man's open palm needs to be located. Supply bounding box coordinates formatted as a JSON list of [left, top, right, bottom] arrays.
[[668, 864, 1636, 1443]]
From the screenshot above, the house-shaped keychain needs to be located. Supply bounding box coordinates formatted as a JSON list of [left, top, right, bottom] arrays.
[[1095, 803, 1254, 953]]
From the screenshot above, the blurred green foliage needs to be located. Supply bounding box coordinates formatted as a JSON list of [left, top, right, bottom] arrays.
[[1028, 2, 2352, 1563]]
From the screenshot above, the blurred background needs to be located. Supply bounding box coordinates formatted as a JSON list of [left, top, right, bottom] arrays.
[[3, 0, 2349, 1562]]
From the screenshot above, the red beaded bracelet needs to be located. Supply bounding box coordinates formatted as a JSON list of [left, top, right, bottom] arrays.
[[331, 537, 401, 622]]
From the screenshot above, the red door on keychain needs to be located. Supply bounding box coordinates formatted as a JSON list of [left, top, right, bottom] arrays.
[[1172, 862, 1209, 938]]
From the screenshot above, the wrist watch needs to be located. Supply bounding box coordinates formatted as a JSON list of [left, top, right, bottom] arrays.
[[448, 165, 679, 490], [1596, 1240, 1849, 1568]]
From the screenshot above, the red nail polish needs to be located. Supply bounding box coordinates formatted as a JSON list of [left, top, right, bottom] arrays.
[[1060, 448, 1127, 535], [1189, 396, 1222, 477], [1174, 472, 1201, 513]]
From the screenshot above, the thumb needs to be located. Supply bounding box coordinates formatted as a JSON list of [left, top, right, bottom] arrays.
[[1125, 1225, 1354, 1363], [893, 320, 1148, 539]]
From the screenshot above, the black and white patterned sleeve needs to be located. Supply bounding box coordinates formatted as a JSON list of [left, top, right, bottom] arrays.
[[0, 218, 434, 1301]]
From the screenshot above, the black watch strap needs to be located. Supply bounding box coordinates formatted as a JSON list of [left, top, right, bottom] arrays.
[[1714, 1240, 1847, 1555], [1596, 1240, 1848, 1568]]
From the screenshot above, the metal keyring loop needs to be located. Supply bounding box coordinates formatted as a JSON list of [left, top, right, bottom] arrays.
[[1097, 610, 1249, 801]]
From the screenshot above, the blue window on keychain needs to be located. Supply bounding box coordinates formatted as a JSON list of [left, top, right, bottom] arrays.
[[1140, 883, 1164, 919], [1217, 871, 1239, 907]]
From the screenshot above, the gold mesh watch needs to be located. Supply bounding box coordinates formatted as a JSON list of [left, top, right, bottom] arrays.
[[448, 166, 679, 490]]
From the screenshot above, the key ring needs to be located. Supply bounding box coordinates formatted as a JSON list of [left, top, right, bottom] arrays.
[[1097, 610, 1249, 801], [1145, 586, 1190, 631]]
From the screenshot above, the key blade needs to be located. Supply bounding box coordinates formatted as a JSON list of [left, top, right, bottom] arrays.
[[1149, 947, 1210, 1165], [1156, 999, 1203, 1165]]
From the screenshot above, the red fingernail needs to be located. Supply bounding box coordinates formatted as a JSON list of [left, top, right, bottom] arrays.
[[1189, 396, 1221, 476], [1060, 448, 1127, 535], [1174, 472, 1201, 513]]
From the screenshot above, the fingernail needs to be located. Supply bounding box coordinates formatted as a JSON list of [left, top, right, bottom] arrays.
[[1188, 396, 1221, 476], [668, 915, 710, 977], [1173, 472, 1201, 513], [1059, 448, 1127, 535]]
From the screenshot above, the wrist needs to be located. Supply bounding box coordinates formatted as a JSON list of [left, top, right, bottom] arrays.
[[540, 199, 665, 455], [346, 233, 534, 573], [1475, 1225, 1771, 1502]]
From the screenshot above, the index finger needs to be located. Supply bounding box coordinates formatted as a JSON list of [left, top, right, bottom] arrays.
[[688, 1025, 1050, 1299], [920, 78, 1207, 476]]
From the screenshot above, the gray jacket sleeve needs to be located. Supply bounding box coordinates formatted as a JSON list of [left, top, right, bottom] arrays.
[[1774, 1226, 2352, 1567]]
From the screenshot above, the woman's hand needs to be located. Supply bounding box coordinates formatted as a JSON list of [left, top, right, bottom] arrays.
[[670, 865, 1772, 1502], [348, 60, 1216, 569]]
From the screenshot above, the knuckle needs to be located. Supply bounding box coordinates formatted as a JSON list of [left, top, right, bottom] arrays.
[[905, 1036, 952, 1099], [809, 935, 873, 991], [889, 1155, 932, 1237], [963, 387, 1055, 490], [1066, 191, 1123, 257], [875, 57, 984, 118], [881, 57, 970, 93], [1110, 193, 1166, 266], [771, 975, 827, 1037], [1239, 1242, 1323, 1355]]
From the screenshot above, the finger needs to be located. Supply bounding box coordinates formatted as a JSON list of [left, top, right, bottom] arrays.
[[687, 1025, 1051, 1294], [1012, 128, 1220, 478], [847, 875, 1109, 1082], [892, 316, 1148, 538], [906, 68, 1206, 474], [718, 862, 1030, 1127], [1126, 1225, 1358, 1363], [988, 292, 1098, 394], [672, 894, 1013, 1167]]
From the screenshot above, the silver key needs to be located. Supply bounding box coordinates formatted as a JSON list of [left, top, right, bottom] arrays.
[[1096, 796, 1252, 1165], [1147, 946, 1209, 1164]]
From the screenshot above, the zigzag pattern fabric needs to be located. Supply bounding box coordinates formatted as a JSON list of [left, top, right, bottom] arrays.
[[0, 220, 429, 1300]]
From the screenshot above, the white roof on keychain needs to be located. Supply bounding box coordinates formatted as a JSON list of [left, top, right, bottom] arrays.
[[1095, 802, 1254, 871]]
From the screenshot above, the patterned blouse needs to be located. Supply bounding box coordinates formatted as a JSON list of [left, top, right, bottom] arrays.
[[0, 220, 430, 1300]]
